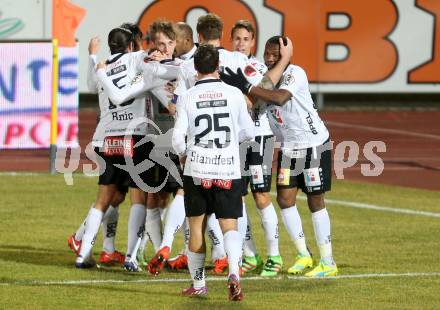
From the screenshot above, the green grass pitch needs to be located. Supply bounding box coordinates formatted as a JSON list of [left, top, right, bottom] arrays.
[[0, 175, 439, 309]]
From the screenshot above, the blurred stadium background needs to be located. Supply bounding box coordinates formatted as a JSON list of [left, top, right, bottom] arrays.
[[0, 1, 439, 309]]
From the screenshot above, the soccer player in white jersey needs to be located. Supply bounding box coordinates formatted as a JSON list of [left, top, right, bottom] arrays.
[[75, 27, 177, 269], [148, 20, 231, 276], [230, 20, 282, 276], [220, 36, 338, 277], [173, 13, 292, 275], [136, 20, 183, 269], [157, 21, 197, 271], [173, 45, 254, 300], [67, 24, 143, 266]]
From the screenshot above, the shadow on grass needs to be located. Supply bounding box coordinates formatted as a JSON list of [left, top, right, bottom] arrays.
[[0, 244, 74, 266]]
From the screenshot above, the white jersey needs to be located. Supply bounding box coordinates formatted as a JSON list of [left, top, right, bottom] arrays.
[[145, 59, 183, 134], [249, 55, 267, 75], [94, 53, 180, 144], [268, 65, 329, 149], [247, 55, 273, 137], [93, 51, 149, 143], [174, 48, 264, 97], [172, 78, 255, 180]]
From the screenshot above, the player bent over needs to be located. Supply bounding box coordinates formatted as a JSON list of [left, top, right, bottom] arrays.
[[220, 36, 338, 277], [172, 45, 254, 300]]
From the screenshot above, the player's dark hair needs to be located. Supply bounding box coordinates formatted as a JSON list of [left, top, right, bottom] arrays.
[[194, 44, 219, 74], [197, 13, 223, 41], [266, 35, 287, 48], [231, 20, 255, 39], [120, 22, 143, 51], [176, 22, 194, 42], [149, 20, 176, 42], [108, 27, 133, 54]]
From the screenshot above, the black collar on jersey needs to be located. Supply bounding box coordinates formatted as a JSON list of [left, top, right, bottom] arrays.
[[195, 78, 222, 86], [106, 53, 125, 65]]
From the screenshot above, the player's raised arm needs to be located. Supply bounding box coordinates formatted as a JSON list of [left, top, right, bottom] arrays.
[[87, 36, 100, 93], [95, 62, 144, 105], [264, 37, 293, 87]]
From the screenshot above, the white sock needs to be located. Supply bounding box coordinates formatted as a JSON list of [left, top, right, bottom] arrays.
[[237, 202, 248, 242], [281, 205, 310, 257], [161, 194, 185, 249], [74, 204, 94, 241], [243, 215, 258, 257], [187, 251, 206, 288], [126, 204, 146, 260], [101, 205, 118, 253], [311, 208, 334, 265], [206, 213, 226, 260], [159, 207, 166, 221], [145, 207, 163, 252], [223, 230, 242, 280], [78, 208, 103, 260], [259, 203, 280, 256], [139, 230, 149, 254]]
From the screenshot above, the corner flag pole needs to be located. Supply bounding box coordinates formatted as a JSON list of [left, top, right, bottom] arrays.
[[50, 38, 59, 174]]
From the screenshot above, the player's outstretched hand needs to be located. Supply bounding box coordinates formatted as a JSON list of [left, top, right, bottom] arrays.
[[88, 36, 100, 55], [279, 36, 293, 62], [219, 67, 252, 94]]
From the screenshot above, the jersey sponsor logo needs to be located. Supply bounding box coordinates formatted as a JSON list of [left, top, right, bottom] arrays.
[[283, 73, 295, 86], [244, 65, 257, 77], [196, 99, 227, 109], [198, 92, 223, 100], [130, 72, 143, 85], [269, 108, 287, 129], [103, 136, 134, 157], [190, 152, 235, 165], [306, 113, 318, 134], [201, 178, 232, 190]]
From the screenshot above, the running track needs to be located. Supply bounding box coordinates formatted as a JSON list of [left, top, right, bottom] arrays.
[[1, 110, 439, 191]]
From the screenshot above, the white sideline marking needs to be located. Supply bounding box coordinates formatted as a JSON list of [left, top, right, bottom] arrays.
[[269, 192, 440, 218], [1, 272, 439, 286], [326, 121, 440, 140]]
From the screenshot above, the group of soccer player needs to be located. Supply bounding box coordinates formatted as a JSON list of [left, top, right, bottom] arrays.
[[67, 13, 338, 301]]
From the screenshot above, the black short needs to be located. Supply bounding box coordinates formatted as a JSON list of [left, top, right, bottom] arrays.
[[116, 176, 129, 194], [183, 176, 243, 219], [96, 135, 153, 190], [276, 139, 332, 195], [246, 135, 274, 193], [147, 153, 183, 193], [241, 176, 249, 196]]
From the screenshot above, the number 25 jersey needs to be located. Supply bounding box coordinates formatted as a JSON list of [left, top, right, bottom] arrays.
[[173, 79, 254, 180]]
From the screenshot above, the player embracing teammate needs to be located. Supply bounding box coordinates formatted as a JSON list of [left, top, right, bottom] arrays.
[[68, 12, 338, 302]]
